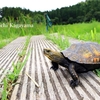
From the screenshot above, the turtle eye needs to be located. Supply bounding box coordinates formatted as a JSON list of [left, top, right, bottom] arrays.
[[47, 50, 50, 52]]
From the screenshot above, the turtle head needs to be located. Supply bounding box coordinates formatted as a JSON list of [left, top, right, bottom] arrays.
[[43, 48, 64, 63]]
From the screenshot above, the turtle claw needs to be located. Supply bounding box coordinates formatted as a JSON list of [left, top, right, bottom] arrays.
[[50, 66, 58, 71], [70, 80, 79, 88]]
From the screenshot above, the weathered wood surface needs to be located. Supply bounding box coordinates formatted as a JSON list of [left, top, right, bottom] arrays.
[[0, 37, 26, 83], [10, 35, 100, 100]]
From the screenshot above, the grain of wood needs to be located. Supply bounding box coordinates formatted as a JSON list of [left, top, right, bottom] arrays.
[[0, 37, 26, 83], [0, 37, 26, 99]]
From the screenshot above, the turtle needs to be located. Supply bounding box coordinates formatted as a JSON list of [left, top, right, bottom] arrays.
[[43, 42, 100, 88]]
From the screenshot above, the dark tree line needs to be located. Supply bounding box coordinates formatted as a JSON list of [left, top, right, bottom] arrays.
[[48, 0, 100, 24], [0, 0, 100, 24], [0, 7, 44, 23]]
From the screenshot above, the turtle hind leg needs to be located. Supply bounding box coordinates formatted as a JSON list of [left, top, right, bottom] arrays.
[[68, 63, 80, 88], [50, 61, 59, 71]]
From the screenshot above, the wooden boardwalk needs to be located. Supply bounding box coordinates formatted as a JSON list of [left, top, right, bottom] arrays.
[[1, 35, 100, 100], [0, 37, 26, 83]]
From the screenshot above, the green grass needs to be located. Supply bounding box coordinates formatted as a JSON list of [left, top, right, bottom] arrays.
[[48, 21, 100, 43], [45, 21, 100, 48], [45, 33, 70, 50], [0, 22, 46, 49]]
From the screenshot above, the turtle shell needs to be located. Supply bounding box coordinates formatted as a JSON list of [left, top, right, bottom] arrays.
[[62, 42, 100, 64]]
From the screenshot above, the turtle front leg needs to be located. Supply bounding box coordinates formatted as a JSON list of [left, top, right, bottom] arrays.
[[68, 63, 80, 88], [50, 61, 59, 71]]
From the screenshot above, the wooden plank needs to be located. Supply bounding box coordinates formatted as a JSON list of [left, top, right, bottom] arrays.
[[10, 38, 30, 100], [19, 50, 30, 100], [82, 73, 100, 92], [35, 40, 47, 100], [37, 38, 57, 100], [0, 37, 26, 83], [29, 42, 36, 100], [80, 76, 100, 99]]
